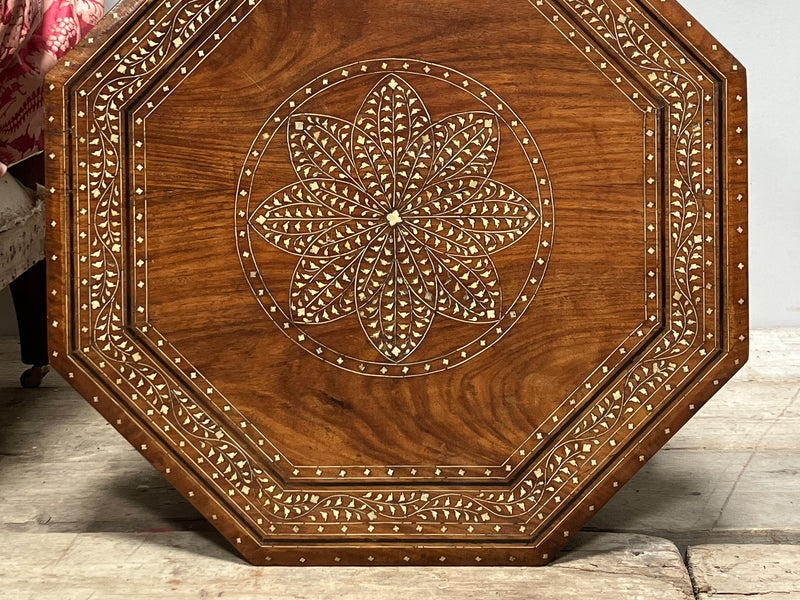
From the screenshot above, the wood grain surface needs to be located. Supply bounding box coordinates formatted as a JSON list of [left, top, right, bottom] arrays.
[[43, 0, 748, 565]]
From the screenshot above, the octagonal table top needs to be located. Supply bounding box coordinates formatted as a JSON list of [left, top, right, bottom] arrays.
[[44, 0, 748, 565]]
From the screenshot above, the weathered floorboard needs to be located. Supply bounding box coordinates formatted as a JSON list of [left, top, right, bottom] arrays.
[[0, 531, 694, 600], [687, 544, 800, 600]]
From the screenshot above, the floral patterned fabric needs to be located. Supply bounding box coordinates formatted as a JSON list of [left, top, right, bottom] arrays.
[[0, 0, 103, 176]]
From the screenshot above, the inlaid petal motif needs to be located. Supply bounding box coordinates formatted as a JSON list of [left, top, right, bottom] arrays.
[[423, 112, 498, 190], [431, 252, 502, 323], [403, 217, 481, 258], [438, 179, 540, 253], [290, 221, 387, 324], [289, 115, 359, 183], [356, 230, 436, 361], [353, 76, 432, 207], [250, 182, 382, 256], [254, 74, 540, 362], [290, 246, 363, 324], [393, 232, 438, 309]]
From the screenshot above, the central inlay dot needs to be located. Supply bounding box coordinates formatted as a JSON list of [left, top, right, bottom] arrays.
[[386, 210, 403, 227]]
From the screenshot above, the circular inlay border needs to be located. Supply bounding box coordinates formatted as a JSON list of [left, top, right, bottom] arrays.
[[236, 58, 555, 377]]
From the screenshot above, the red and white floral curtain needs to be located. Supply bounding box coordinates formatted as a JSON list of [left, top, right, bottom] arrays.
[[1, 0, 103, 176]]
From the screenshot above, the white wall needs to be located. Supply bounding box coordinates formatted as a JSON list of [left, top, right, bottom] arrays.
[[1, 0, 798, 335], [677, 0, 800, 326]]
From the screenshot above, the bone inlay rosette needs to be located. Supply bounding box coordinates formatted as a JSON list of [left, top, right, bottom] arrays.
[[237, 62, 554, 377]]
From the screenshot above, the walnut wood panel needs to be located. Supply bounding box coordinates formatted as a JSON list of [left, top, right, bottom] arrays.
[[44, 0, 748, 566]]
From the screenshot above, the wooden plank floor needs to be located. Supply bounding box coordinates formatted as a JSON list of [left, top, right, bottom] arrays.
[[1, 329, 798, 597], [0, 532, 696, 600], [586, 329, 800, 549], [687, 544, 800, 600]]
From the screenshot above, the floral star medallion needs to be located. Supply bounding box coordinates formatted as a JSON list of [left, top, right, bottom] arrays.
[[238, 60, 554, 376]]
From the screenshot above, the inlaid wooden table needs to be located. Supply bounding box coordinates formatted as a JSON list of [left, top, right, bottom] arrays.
[[44, 0, 748, 566]]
